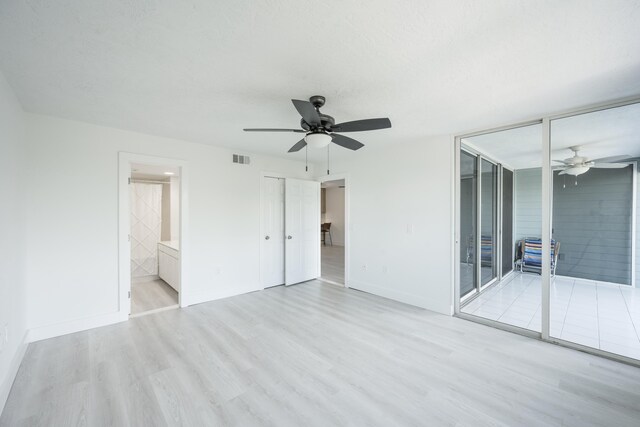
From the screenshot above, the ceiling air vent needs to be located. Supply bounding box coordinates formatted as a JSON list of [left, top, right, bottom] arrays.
[[233, 154, 250, 165]]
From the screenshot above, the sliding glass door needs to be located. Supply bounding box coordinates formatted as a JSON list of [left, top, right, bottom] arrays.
[[457, 98, 640, 363], [460, 150, 477, 298], [458, 123, 541, 332], [480, 159, 498, 287], [459, 151, 499, 298]]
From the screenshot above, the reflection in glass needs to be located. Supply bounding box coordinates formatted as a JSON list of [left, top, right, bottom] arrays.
[[550, 102, 640, 360], [480, 159, 497, 286]]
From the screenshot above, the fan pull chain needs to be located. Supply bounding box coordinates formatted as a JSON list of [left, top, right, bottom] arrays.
[[305, 145, 308, 172], [563, 174, 566, 189], [327, 144, 330, 175], [575, 176, 578, 186]]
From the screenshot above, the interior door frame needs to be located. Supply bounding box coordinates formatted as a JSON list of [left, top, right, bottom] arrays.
[[118, 152, 189, 317], [260, 172, 287, 289], [317, 173, 350, 288]]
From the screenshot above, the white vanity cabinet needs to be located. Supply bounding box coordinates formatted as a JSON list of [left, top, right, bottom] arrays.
[[158, 241, 180, 292]]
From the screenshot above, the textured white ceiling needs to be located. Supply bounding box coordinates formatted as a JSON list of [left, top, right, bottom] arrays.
[[1, 1, 640, 163]]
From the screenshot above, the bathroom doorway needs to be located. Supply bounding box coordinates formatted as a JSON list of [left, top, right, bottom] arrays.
[[118, 153, 188, 319], [128, 163, 180, 316]]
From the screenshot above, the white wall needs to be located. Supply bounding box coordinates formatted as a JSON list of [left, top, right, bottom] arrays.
[[324, 186, 345, 246], [24, 114, 314, 337], [329, 136, 453, 315], [0, 72, 27, 412]]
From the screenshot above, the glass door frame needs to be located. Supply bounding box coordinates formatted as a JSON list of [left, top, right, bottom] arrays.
[[453, 96, 640, 366], [478, 157, 499, 291], [458, 146, 501, 302], [500, 165, 515, 279], [459, 148, 479, 301]]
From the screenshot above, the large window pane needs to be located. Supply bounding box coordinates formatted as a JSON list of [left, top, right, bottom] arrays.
[[549, 102, 640, 360]]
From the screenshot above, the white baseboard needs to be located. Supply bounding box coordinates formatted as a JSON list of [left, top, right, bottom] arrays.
[[183, 284, 263, 307], [0, 331, 28, 416], [348, 279, 450, 315], [27, 311, 128, 343]]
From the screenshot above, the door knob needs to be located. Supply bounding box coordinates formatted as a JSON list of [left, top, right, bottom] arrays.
[[287, 235, 292, 239], [265, 235, 270, 240]]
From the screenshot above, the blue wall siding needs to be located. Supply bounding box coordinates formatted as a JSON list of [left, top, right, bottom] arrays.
[[552, 166, 633, 285], [514, 168, 542, 242]]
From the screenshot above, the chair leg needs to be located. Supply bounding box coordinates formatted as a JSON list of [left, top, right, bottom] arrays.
[[328, 230, 333, 246]]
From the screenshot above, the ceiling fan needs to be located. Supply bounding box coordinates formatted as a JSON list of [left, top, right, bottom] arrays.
[[243, 95, 391, 152], [553, 145, 631, 176]]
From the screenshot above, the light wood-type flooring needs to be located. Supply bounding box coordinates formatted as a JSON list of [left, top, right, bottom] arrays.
[[131, 277, 178, 315], [2, 281, 640, 426], [320, 244, 344, 285]]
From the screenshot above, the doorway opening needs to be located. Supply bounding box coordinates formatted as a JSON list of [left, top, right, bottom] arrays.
[[128, 162, 181, 317], [320, 179, 346, 286]]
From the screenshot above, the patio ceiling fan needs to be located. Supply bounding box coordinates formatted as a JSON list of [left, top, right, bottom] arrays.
[[553, 146, 631, 176], [243, 95, 391, 153]]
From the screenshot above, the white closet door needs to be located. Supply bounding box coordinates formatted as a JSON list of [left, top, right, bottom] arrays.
[[261, 177, 285, 288], [285, 178, 320, 286]]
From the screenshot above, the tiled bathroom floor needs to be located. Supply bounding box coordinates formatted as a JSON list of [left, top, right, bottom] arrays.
[[462, 272, 640, 360]]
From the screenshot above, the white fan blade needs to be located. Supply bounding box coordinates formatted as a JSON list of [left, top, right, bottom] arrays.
[[553, 159, 571, 164], [591, 163, 629, 169], [558, 169, 568, 175], [589, 154, 631, 163]]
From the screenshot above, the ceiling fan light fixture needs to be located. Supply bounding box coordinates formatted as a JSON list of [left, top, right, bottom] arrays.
[[304, 132, 332, 149], [565, 165, 590, 176]]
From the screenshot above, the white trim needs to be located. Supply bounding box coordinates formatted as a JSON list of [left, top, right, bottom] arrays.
[[27, 311, 127, 343], [462, 139, 518, 171], [118, 152, 189, 315], [541, 118, 551, 340], [453, 137, 461, 313], [450, 135, 458, 315], [497, 163, 503, 280], [188, 284, 262, 306], [349, 279, 444, 312], [317, 173, 350, 288], [0, 331, 28, 415]]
